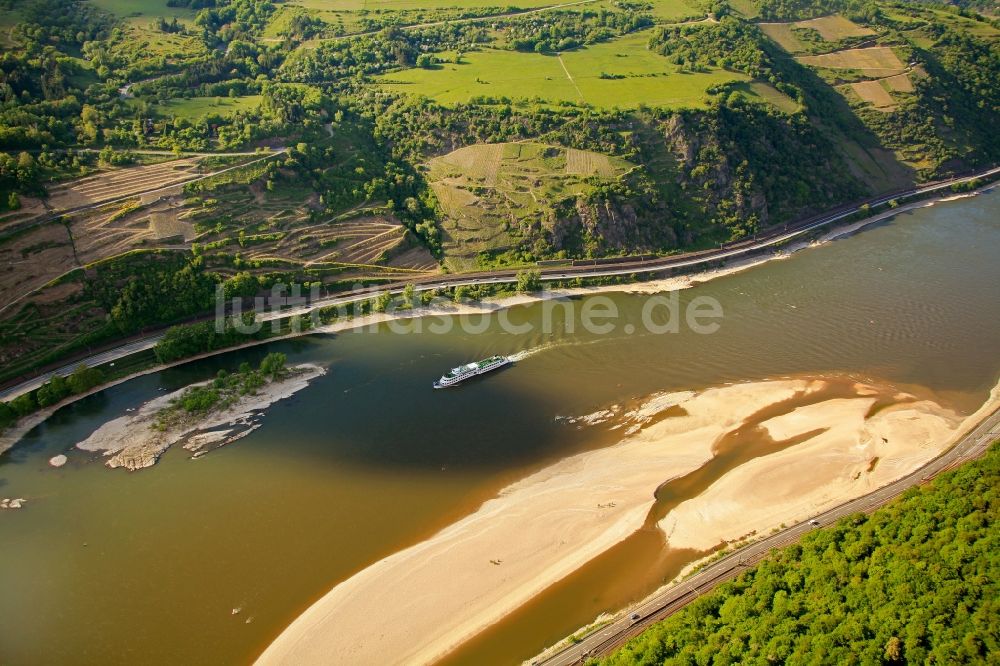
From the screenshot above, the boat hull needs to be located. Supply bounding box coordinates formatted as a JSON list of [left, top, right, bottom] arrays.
[[433, 357, 512, 389]]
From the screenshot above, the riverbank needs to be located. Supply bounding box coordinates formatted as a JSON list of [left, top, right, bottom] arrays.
[[254, 375, 980, 666], [526, 375, 1000, 664], [1, 180, 996, 459], [74, 363, 325, 470]]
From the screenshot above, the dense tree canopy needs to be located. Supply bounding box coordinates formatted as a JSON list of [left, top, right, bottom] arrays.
[[600, 443, 1000, 665]]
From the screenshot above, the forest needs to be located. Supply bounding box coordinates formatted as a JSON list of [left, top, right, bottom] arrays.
[[600, 442, 1000, 665]]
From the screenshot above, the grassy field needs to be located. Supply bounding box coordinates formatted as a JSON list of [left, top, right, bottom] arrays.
[[907, 6, 1000, 39], [149, 95, 264, 120], [282, 0, 705, 41], [645, 0, 702, 22], [286, 0, 581, 34], [262, 6, 304, 39], [296, 0, 561, 9], [379, 33, 747, 109], [732, 81, 800, 113], [89, 0, 195, 20], [426, 141, 632, 270], [0, 6, 22, 47], [727, 0, 758, 18], [289, 0, 700, 20]]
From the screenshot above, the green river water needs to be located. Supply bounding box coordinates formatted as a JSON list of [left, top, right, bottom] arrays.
[[1, 190, 998, 665]]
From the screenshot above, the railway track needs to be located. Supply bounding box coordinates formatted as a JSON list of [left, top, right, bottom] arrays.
[[1, 165, 997, 401]]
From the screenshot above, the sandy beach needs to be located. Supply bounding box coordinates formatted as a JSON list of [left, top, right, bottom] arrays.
[[75, 363, 325, 470], [255, 376, 982, 666], [659, 394, 961, 550]]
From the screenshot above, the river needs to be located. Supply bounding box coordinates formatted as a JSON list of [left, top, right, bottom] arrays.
[[1, 190, 998, 665]]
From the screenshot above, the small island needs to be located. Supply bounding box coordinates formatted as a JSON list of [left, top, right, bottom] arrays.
[[76, 353, 325, 471]]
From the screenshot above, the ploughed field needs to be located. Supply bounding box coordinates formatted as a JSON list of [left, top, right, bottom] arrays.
[[44, 157, 205, 210], [758, 8, 994, 120]]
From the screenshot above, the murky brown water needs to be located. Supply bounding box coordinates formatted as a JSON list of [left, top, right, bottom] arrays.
[[1, 191, 998, 665]]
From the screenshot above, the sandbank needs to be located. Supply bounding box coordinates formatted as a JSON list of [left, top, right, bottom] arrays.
[[75, 363, 325, 470], [255, 376, 973, 666]]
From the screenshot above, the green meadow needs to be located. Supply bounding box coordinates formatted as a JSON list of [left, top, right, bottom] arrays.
[[149, 95, 263, 120], [89, 0, 194, 20], [733, 81, 800, 113], [292, 0, 573, 11], [378, 32, 748, 110], [645, 0, 702, 22]]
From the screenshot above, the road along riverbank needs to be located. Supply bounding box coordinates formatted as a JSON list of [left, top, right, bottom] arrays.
[[2, 168, 996, 406], [5, 178, 995, 458]]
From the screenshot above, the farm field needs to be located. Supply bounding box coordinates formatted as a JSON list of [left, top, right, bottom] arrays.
[[0, 158, 439, 381], [795, 15, 875, 41], [88, 0, 194, 21], [758, 22, 806, 52], [426, 141, 632, 271], [883, 72, 914, 92], [849, 80, 896, 111], [149, 95, 263, 121], [43, 158, 206, 211], [378, 33, 748, 109], [181, 182, 437, 276], [0, 154, 246, 314], [796, 46, 906, 76], [759, 15, 875, 53]]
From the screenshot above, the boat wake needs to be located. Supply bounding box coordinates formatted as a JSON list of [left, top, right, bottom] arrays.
[[509, 336, 613, 363], [508, 347, 544, 363]]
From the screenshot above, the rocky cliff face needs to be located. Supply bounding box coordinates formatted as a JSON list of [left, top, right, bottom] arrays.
[[660, 113, 770, 231]]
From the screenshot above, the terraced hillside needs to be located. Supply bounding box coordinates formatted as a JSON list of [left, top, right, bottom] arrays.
[[44, 157, 205, 210], [427, 142, 632, 271], [0, 153, 437, 383]]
